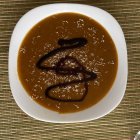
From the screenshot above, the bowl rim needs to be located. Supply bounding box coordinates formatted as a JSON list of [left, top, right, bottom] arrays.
[[9, 3, 128, 123]]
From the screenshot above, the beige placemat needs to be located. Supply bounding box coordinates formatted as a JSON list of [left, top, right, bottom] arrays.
[[0, 0, 140, 139]]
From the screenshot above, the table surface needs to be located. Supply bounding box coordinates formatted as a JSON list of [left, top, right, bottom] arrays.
[[0, 0, 140, 140]]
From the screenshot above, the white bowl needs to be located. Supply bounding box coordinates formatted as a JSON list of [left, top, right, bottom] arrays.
[[9, 3, 127, 123]]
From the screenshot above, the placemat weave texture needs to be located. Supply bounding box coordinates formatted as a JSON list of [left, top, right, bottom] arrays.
[[0, 0, 140, 140]]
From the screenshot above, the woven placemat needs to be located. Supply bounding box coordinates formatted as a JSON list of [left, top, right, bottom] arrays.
[[0, 0, 140, 139]]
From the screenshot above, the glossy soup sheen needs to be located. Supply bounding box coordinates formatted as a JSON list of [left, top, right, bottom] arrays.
[[18, 13, 118, 113]]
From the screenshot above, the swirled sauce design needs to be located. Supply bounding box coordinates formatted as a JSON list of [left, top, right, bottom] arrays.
[[18, 13, 118, 113]]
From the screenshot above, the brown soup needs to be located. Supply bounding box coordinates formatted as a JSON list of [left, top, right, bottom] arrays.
[[18, 13, 118, 113]]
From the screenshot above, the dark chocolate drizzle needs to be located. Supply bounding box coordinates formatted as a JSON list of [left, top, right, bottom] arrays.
[[36, 37, 97, 102]]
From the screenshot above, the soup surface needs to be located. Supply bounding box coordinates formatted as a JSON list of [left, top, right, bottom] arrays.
[[18, 13, 118, 113]]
